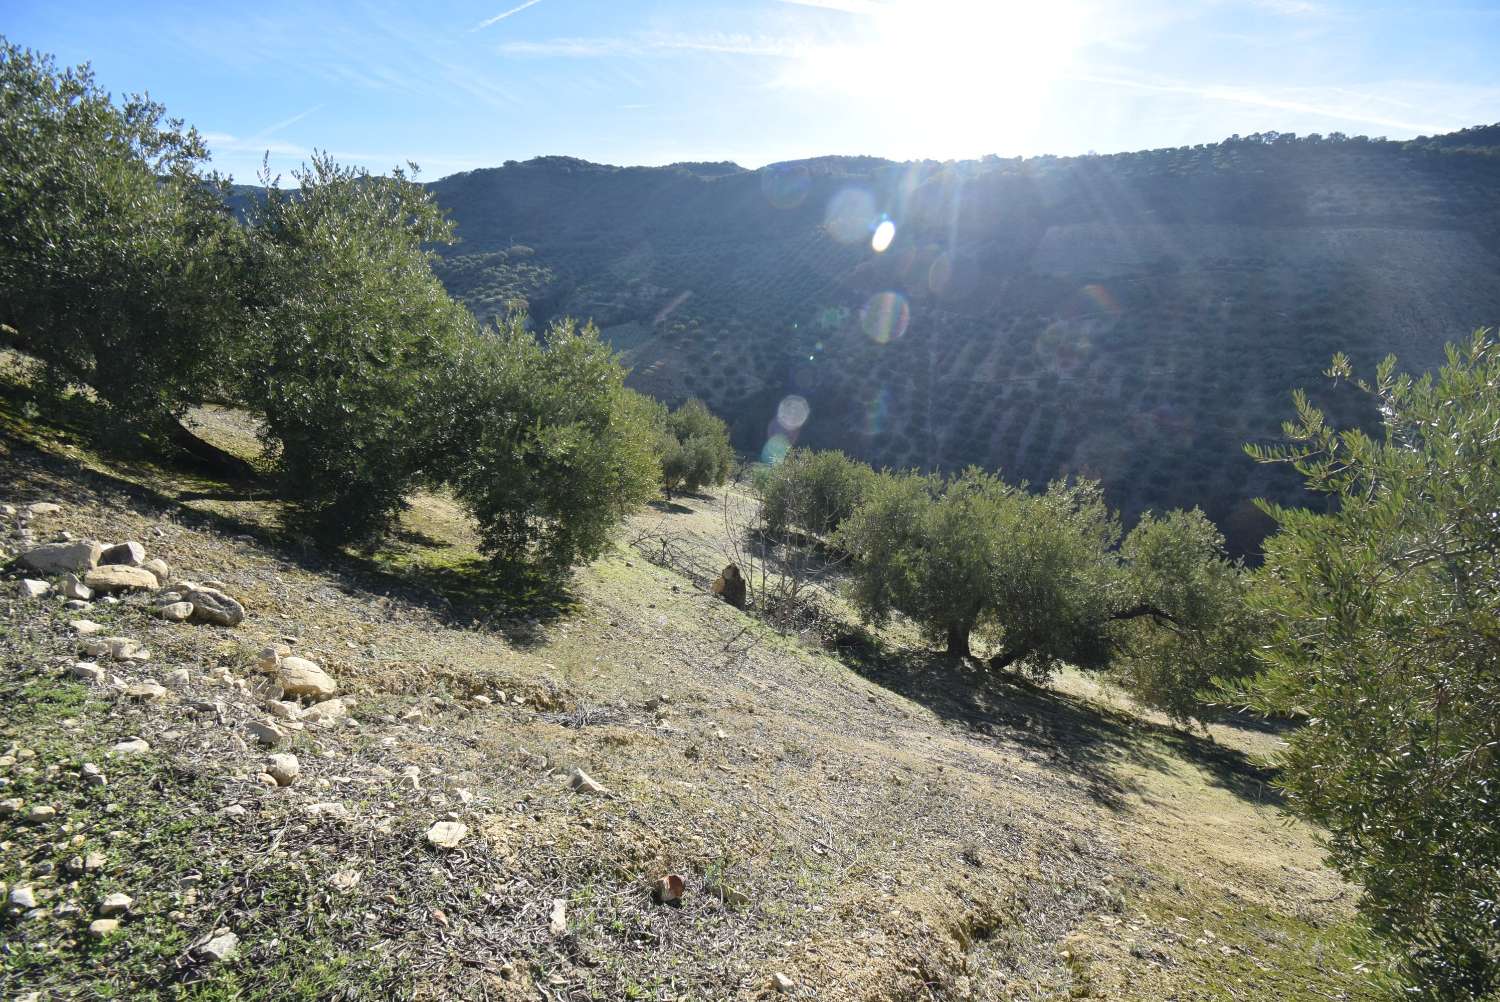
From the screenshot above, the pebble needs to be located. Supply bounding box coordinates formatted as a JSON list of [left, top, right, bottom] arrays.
[[109, 738, 151, 757], [88, 918, 120, 938], [568, 768, 609, 796], [196, 930, 239, 963], [98, 892, 133, 916]]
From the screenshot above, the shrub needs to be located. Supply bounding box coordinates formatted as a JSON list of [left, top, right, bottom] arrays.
[[759, 449, 877, 539], [443, 317, 661, 576], [1242, 332, 1500, 996], [239, 153, 473, 545], [660, 398, 733, 495]]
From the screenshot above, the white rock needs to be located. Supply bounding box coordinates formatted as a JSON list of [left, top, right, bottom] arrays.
[[184, 587, 244, 627], [549, 898, 568, 937], [0, 798, 22, 816], [265, 753, 300, 786], [165, 669, 191, 690], [69, 620, 105, 636], [26, 502, 62, 516], [81, 763, 106, 786], [98, 892, 133, 916], [772, 972, 796, 993], [84, 565, 159, 594], [568, 768, 609, 796], [246, 720, 287, 747], [60, 574, 93, 601], [303, 802, 351, 821], [142, 557, 170, 581], [9, 885, 37, 909], [256, 644, 289, 672], [196, 931, 239, 963], [19, 579, 50, 598], [109, 738, 150, 756], [88, 918, 120, 938], [277, 657, 337, 699], [99, 541, 146, 567], [265, 700, 302, 721], [19, 539, 100, 575], [426, 820, 468, 849], [25, 804, 56, 822], [124, 681, 168, 701], [302, 697, 347, 722], [156, 601, 194, 622], [72, 662, 105, 684]]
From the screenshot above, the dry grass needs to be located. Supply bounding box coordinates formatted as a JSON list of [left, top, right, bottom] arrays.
[[0, 368, 1397, 1000]]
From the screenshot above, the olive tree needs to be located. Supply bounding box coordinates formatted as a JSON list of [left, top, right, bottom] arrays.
[[0, 39, 245, 446], [239, 153, 474, 544], [1243, 332, 1500, 997], [660, 398, 734, 495]]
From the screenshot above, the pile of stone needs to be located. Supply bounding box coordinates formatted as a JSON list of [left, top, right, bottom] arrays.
[[12, 531, 245, 627]]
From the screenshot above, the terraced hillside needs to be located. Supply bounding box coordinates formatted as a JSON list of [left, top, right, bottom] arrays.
[[0, 358, 1397, 1000], [426, 131, 1500, 554]]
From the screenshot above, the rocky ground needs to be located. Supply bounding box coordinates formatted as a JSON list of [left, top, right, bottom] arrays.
[[0, 385, 1400, 1000]]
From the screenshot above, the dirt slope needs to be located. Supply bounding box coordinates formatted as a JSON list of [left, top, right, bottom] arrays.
[[0, 393, 1393, 1000]]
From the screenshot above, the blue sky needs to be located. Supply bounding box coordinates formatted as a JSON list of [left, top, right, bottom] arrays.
[[8, 1, 1499, 183]]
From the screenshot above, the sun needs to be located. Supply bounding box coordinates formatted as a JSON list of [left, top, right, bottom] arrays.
[[780, 0, 1084, 157]]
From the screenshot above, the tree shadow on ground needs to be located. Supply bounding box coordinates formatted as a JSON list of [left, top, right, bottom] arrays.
[[648, 499, 693, 515], [0, 383, 572, 648], [834, 630, 1284, 812]]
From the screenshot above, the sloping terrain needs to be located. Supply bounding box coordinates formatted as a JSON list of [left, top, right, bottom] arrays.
[[424, 132, 1500, 554], [0, 368, 1397, 999]]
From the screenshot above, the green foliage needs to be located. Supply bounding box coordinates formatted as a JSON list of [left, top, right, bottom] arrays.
[[443, 316, 661, 577], [660, 398, 733, 494], [239, 153, 473, 544], [759, 449, 877, 539], [1109, 509, 1265, 723], [1242, 331, 1500, 997], [983, 478, 1121, 675], [0, 38, 243, 437]]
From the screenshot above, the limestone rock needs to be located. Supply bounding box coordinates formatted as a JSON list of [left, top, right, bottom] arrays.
[[72, 662, 106, 684], [246, 720, 287, 747], [26, 502, 62, 516], [25, 804, 56, 823], [196, 930, 239, 963], [61, 574, 93, 601], [69, 620, 105, 636], [81, 762, 106, 786], [156, 601, 194, 622], [302, 697, 347, 723], [256, 644, 290, 671], [84, 565, 159, 594], [19, 578, 50, 598], [276, 657, 336, 700], [265, 700, 302, 721], [772, 972, 796, 993], [19, 540, 100, 575], [265, 753, 300, 786], [426, 820, 468, 849], [99, 541, 146, 567], [184, 587, 244, 627], [88, 918, 120, 938], [9, 885, 37, 909], [568, 768, 609, 796], [142, 557, 170, 581], [0, 798, 21, 816], [98, 892, 133, 916], [109, 738, 150, 756], [165, 668, 191, 690], [549, 898, 567, 937], [124, 681, 168, 702], [85, 636, 149, 662]]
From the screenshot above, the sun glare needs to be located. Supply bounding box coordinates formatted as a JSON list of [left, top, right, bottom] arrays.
[[780, 0, 1083, 156]]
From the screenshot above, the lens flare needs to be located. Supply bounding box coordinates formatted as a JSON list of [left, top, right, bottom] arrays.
[[1080, 283, 1121, 318], [861, 291, 910, 344], [825, 187, 877, 244], [761, 433, 792, 465], [871, 218, 896, 253], [761, 164, 811, 210], [864, 387, 890, 436], [777, 395, 810, 431]]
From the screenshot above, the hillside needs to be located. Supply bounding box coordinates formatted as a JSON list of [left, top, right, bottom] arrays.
[[0, 356, 1396, 1000], [425, 129, 1500, 554]]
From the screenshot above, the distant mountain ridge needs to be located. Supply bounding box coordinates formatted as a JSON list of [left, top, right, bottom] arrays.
[[416, 127, 1500, 553]]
